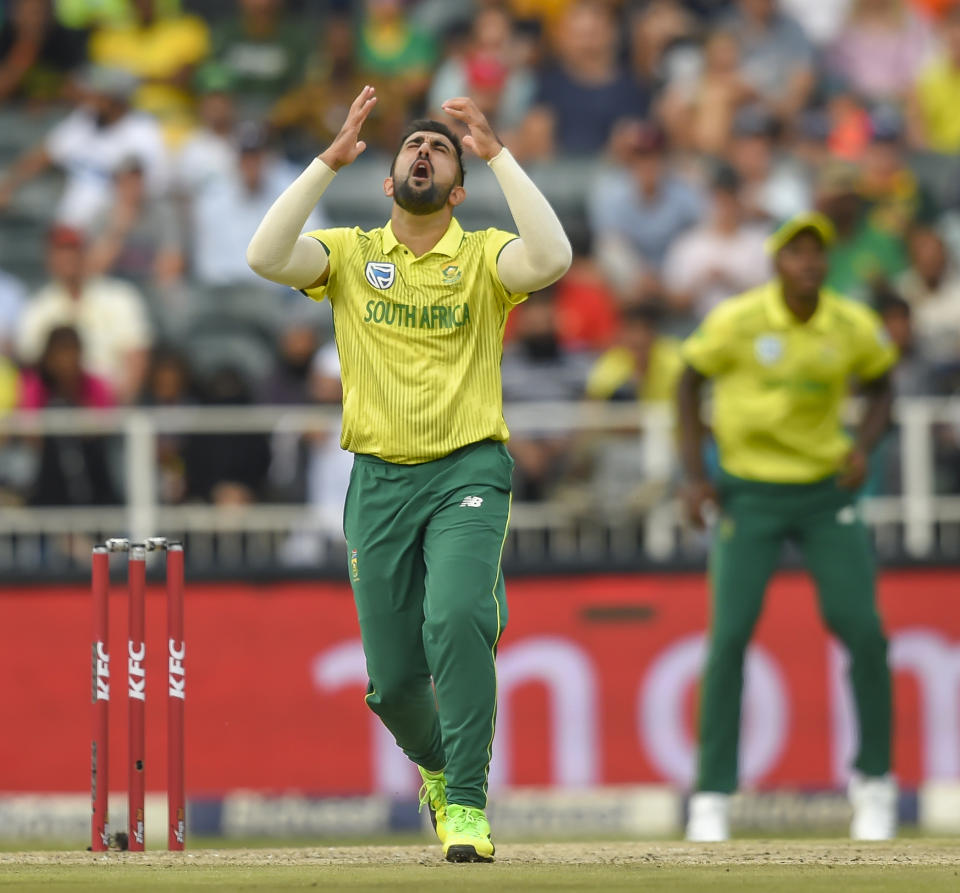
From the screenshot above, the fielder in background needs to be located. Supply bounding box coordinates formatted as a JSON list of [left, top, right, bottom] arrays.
[[677, 213, 898, 842], [246, 86, 571, 862]]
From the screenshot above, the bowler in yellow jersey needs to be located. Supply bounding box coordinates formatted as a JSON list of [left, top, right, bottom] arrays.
[[246, 87, 571, 862], [677, 213, 898, 843]]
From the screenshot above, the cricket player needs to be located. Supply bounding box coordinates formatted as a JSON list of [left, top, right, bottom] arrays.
[[677, 213, 898, 842], [246, 86, 571, 862]]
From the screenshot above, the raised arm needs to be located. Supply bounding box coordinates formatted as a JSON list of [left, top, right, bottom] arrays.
[[246, 86, 378, 289], [441, 97, 572, 294]]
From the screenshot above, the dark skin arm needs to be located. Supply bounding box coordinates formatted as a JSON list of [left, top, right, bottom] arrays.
[[838, 372, 893, 490], [677, 363, 718, 529]]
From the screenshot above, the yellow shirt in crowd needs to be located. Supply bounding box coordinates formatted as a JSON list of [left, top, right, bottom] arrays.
[[681, 281, 897, 484], [586, 339, 683, 404], [303, 219, 526, 465], [89, 13, 210, 145], [916, 56, 960, 154]]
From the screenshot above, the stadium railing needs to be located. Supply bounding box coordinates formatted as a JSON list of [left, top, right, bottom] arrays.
[[0, 397, 956, 575]]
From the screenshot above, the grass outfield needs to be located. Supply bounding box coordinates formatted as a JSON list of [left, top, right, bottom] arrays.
[[1, 841, 959, 892]]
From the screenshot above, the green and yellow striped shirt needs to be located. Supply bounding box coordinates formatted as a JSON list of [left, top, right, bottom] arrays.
[[303, 218, 527, 464]]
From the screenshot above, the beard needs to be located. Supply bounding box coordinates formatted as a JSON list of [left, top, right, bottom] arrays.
[[393, 174, 454, 216]]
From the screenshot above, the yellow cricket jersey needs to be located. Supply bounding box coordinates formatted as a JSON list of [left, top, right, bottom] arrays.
[[681, 281, 897, 483], [302, 218, 527, 464]]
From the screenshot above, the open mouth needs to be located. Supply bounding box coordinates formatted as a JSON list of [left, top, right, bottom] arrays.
[[410, 159, 432, 182]]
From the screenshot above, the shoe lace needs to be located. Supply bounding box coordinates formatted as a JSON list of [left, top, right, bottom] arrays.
[[418, 776, 445, 815], [447, 805, 486, 836]]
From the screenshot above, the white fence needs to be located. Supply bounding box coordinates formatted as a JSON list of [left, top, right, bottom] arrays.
[[0, 398, 957, 571]]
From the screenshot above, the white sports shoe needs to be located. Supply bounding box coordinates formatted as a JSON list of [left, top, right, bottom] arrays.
[[849, 774, 897, 841], [685, 792, 730, 842]]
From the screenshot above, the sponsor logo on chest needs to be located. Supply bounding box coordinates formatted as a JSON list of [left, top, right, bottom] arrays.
[[365, 261, 396, 290], [364, 299, 471, 330], [754, 334, 784, 366]]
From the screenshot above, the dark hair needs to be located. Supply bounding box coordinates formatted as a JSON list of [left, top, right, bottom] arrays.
[[622, 301, 664, 327], [391, 119, 466, 186], [874, 289, 910, 319]]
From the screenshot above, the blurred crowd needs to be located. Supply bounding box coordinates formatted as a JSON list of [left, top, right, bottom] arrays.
[[3, 0, 960, 520]]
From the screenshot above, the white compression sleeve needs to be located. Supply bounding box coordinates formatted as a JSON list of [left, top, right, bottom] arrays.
[[246, 158, 336, 288], [488, 147, 572, 294]]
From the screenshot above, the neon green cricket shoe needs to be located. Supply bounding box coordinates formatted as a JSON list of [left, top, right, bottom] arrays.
[[417, 766, 447, 844], [442, 804, 495, 863]]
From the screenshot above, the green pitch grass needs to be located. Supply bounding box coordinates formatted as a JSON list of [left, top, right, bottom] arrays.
[[1, 841, 959, 892]]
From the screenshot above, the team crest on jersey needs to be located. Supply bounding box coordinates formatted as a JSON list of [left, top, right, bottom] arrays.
[[441, 264, 462, 285], [754, 334, 784, 366], [365, 261, 396, 290]]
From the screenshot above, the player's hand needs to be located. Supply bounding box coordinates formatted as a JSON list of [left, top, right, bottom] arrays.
[[682, 478, 719, 530], [440, 97, 503, 161], [318, 85, 378, 172], [837, 446, 868, 490]]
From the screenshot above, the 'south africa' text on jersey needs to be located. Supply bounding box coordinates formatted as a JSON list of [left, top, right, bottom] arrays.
[[364, 299, 472, 330]]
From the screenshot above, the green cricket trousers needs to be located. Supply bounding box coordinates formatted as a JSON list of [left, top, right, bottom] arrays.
[[697, 471, 892, 793], [343, 439, 513, 809]]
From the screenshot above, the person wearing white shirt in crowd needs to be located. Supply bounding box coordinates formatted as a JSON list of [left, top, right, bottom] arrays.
[[190, 122, 328, 287], [728, 107, 811, 225], [896, 224, 960, 363], [779, 0, 853, 46], [16, 226, 153, 403], [662, 163, 771, 324], [0, 66, 169, 230], [174, 64, 238, 196]]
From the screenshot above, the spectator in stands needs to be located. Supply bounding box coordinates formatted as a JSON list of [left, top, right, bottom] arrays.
[[174, 63, 237, 193], [719, 0, 815, 125], [662, 164, 771, 324], [139, 345, 195, 504], [89, 0, 210, 146], [660, 29, 756, 156], [261, 316, 323, 504], [550, 228, 620, 352], [0, 266, 26, 357], [779, 0, 853, 46], [212, 0, 311, 118], [281, 337, 352, 565], [816, 162, 908, 302], [517, 0, 650, 159], [86, 158, 183, 287], [19, 325, 120, 506], [259, 317, 320, 406], [859, 107, 937, 239], [427, 6, 535, 140], [585, 302, 683, 404], [588, 121, 704, 300], [184, 365, 271, 505], [908, 5, 960, 154], [627, 0, 696, 92], [829, 0, 933, 104], [16, 226, 152, 402], [728, 108, 811, 224], [269, 15, 390, 157], [823, 75, 875, 162], [189, 122, 327, 287], [356, 0, 437, 101], [875, 290, 936, 395], [0, 0, 87, 103], [897, 225, 960, 363], [0, 65, 169, 231], [500, 290, 591, 500]]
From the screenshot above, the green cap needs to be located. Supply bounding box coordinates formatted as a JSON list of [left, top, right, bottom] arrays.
[[765, 212, 836, 255]]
